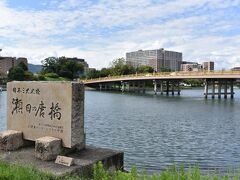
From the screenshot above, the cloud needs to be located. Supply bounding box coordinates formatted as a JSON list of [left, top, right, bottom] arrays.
[[0, 0, 240, 69]]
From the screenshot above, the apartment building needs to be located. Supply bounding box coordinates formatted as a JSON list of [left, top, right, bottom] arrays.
[[126, 48, 182, 72]]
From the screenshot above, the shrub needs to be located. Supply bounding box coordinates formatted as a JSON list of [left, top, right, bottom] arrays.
[[44, 73, 59, 78]]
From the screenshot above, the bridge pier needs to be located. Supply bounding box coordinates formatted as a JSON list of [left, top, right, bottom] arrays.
[[137, 81, 141, 93], [121, 81, 125, 92], [160, 81, 164, 95], [126, 82, 130, 92], [204, 80, 208, 98], [166, 81, 169, 96], [153, 80, 157, 95], [99, 84, 103, 91], [224, 80, 227, 99], [218, 81, 222, 99], [171, 81, 175, 95], [177, 81, 181, 95], [212, 80, 215, 99], [230, 80, 234, 99], [204, 79, 235, 99], [142, 81, 146, 93]]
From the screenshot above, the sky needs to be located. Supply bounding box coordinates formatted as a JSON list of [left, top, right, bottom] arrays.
[[0, 0, 240, 70]]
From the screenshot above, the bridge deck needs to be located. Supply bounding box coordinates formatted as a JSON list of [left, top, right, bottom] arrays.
[[83, 71, 240, 85]]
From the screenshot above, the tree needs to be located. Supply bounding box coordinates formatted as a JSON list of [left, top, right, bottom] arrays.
[[110, 57, 125, 68], [86, 69, 100, 79], [41, 57, 59, 74], [100, 68, 112, 77], [18, 61, 28, 71], [8, 66, 25, 81], [160, 67, 172, 72], [58, 57, 84, 80], [110, 58, 136, 76], [41, 56, 84, 80], [136, 66, 154, 73], [24, 71, 35, 81]]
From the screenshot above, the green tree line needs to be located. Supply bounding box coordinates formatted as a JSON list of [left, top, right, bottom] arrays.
[[7, 56, 84, 81], [86, 57, 156, 79], [6, 57, 164, 81]]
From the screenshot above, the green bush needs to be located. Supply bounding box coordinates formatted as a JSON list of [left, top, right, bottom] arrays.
[[44, 73, 59, 78], [24, 71, 35, 81], [37, 74, 46, 81]]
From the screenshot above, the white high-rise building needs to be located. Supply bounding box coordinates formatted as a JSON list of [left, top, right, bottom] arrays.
[[126, 48, 182, 72]]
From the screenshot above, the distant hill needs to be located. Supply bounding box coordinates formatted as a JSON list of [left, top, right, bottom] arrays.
[[28, 63, 42, 74]]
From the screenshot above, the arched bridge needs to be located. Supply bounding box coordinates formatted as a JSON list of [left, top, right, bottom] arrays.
[[83, 70, 240, 99]]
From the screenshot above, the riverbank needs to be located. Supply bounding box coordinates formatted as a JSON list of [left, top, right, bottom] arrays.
[[0, 161, 239, 180]]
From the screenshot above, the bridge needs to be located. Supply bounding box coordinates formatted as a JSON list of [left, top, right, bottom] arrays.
[[83, 70, 240, 99]]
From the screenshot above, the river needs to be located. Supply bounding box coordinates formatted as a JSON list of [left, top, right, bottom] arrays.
[[1, 89, 240, 173]]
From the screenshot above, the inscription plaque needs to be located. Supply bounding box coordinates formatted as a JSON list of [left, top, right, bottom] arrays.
[[7, 81, 85, 148]]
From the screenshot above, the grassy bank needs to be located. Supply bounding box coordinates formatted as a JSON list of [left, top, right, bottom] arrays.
[[0, 161, 240, 180]]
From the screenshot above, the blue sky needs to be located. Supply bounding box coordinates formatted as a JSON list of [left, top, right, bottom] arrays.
[[0, 0, 240, 69]]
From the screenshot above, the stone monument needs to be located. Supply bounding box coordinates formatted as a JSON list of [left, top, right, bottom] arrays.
[[1, 81, 85, 160]]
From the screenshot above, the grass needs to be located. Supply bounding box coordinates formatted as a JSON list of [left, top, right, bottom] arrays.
[[0, 160, 240, 180], [0, 161, 56, 180]]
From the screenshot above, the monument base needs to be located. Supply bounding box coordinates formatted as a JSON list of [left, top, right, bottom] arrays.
[[0, 130, 24, 151], [0, 145, 124, 177]]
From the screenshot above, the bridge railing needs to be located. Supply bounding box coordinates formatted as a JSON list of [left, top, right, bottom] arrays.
[[82, 70, 240, 83]]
